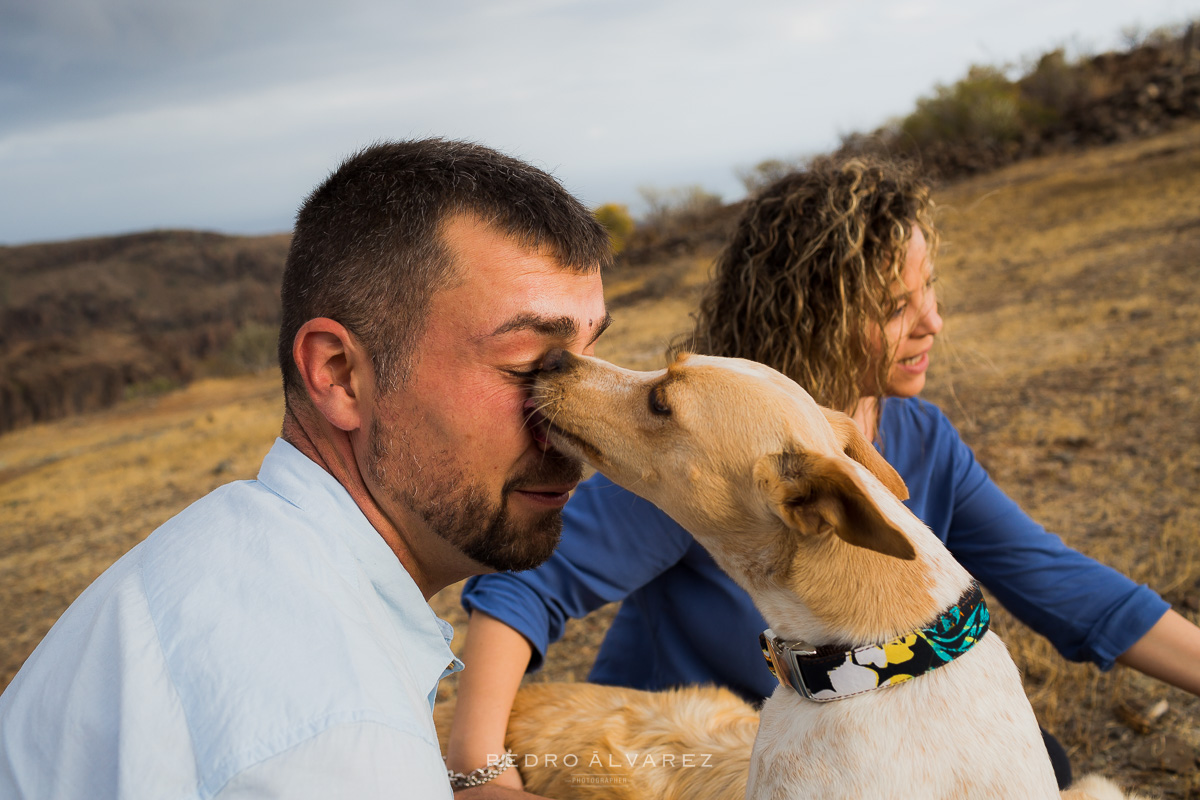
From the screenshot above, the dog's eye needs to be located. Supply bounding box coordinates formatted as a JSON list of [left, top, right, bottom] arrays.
[[649, 386, 671, 416]]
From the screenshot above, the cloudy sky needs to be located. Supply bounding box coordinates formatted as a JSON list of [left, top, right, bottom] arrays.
[[2, 0, 1196, 246]]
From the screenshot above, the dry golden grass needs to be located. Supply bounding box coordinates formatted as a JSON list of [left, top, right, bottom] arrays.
[[2, 122, 1199, 796], [922, 123, 1200, 798]]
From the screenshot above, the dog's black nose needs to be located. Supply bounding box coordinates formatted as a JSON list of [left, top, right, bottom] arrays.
[[541, 349, 567, 373]]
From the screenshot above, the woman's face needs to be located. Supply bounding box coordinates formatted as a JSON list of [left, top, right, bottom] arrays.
[[866, 226, 943, 398]]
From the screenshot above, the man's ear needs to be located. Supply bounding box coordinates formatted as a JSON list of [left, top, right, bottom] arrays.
[[820, 407, 909, 501], [292, 318, 370, 432], [753, 450, 916, 560]]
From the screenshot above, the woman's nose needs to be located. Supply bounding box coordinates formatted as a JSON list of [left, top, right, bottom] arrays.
[[914, 291, 943, 337]]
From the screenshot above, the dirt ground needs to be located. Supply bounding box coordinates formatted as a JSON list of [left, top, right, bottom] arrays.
[[2, 122, 1199, 797]]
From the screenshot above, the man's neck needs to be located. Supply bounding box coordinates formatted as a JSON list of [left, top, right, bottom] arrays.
[[280, 407, 477, 600]]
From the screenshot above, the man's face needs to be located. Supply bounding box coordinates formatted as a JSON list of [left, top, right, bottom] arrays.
[[363, 215, 609, 573]]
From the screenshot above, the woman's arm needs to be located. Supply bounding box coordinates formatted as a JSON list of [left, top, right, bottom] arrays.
[[1116, 608, 1200, 697], [445, 611, 534, 790], [896, 400, 1170, 668]]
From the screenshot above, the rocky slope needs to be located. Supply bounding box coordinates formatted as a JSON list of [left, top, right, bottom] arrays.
[[0, 231, 289, 433]]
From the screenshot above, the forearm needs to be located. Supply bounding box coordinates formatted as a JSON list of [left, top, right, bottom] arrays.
[[1116, 608, 1200, 697], [446, 611, 534, 790]]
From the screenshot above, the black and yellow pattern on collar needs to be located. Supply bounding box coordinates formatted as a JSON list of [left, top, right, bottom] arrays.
[[759, 582, 989, 702]]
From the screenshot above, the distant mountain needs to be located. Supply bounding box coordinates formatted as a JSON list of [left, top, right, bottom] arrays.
[[0, 230, 290, 433]]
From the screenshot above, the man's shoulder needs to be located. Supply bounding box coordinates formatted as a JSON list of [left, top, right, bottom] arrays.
[[151, 483, 444, 792], [139, 476, 423, 685], [39, 476, 441, 793], [1, 441, 450, 799], [142, 474, 332, 576]]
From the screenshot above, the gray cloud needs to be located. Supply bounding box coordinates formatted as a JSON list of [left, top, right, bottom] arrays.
[[0, 0, 420, 134], [1, 0, 1196, 244]]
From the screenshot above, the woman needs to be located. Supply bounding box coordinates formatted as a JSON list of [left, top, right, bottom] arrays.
[[446, 156, 1200, 792]]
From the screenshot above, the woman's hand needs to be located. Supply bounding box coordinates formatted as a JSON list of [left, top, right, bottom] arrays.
[[1117, 608, 1200, 697], [446, 611, 536, 792]]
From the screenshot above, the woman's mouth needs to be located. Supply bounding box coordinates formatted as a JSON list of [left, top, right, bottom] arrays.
[[897, 351, 929, 371]]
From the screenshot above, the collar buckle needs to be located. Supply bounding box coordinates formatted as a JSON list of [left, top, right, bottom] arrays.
[[759, 629, 824, 701]]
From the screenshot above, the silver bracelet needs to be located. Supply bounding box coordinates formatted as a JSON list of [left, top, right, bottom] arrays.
[[446, 750, 513, 791]]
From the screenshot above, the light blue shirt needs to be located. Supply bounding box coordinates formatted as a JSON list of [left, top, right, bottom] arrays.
[[0, 439, 463, 799]]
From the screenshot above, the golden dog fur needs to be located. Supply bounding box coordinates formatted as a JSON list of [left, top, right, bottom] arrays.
[[437, 683, 756, 798]]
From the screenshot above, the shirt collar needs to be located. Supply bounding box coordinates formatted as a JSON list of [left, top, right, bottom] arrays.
[[256, 438, 464, 701]]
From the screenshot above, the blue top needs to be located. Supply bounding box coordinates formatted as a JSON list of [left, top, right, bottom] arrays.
[[462, 397, 1169, 702], [0, 439, 463, 800]]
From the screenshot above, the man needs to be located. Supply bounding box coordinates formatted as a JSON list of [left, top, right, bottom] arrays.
[[0, 139, 612, 798]]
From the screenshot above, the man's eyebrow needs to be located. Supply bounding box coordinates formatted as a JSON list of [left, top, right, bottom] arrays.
[[489, 313, 578, 340], [487, 311, 613, 345], [588, 312, 614, 346]]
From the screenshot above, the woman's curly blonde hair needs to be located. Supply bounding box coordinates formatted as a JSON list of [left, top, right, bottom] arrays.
[[682, 155, 937, 413]]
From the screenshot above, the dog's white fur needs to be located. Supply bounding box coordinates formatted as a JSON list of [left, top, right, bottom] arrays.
[[525, 350, 1143, 800]]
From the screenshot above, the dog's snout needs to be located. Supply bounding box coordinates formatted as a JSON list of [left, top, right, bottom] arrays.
[[540, 349, 566, 373], [540, 349, 581, 374]]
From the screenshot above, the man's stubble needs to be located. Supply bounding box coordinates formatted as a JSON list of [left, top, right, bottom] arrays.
[[365, 416, 581, 573]]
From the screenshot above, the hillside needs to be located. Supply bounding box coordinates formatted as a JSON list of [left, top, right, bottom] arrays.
[[2, 122, 1198, 797], [835, 22, 1200, 181], [0, 231, 290, 433]]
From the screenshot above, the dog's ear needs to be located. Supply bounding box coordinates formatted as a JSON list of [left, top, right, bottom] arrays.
[[754, 451, 916, 560], [820, 408, 909, 501]]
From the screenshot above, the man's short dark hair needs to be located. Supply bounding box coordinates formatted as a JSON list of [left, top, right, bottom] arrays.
[[278, 138, 612, 403]]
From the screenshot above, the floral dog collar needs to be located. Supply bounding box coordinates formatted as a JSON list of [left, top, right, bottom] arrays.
[[759, 582, 990, 702]]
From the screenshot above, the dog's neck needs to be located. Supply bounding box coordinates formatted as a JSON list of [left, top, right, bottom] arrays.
[[711, 487, 973, 650]]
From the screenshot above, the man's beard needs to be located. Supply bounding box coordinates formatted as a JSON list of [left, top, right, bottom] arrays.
[[366, 418, 582, 572]]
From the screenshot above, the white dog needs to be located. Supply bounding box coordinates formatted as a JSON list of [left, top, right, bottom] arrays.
[[527, 349, 1143, 800]]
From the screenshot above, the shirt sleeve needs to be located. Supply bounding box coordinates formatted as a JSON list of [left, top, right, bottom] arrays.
[[931, 407, 1169, 668], [461, 474, 695, 671], [214, 722, 451, 799]]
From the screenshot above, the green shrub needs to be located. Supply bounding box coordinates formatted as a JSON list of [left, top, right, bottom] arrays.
[[593, 203, 635, 253], [900, 66, 1030, 149], [1019, 49, 1096, 122]]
